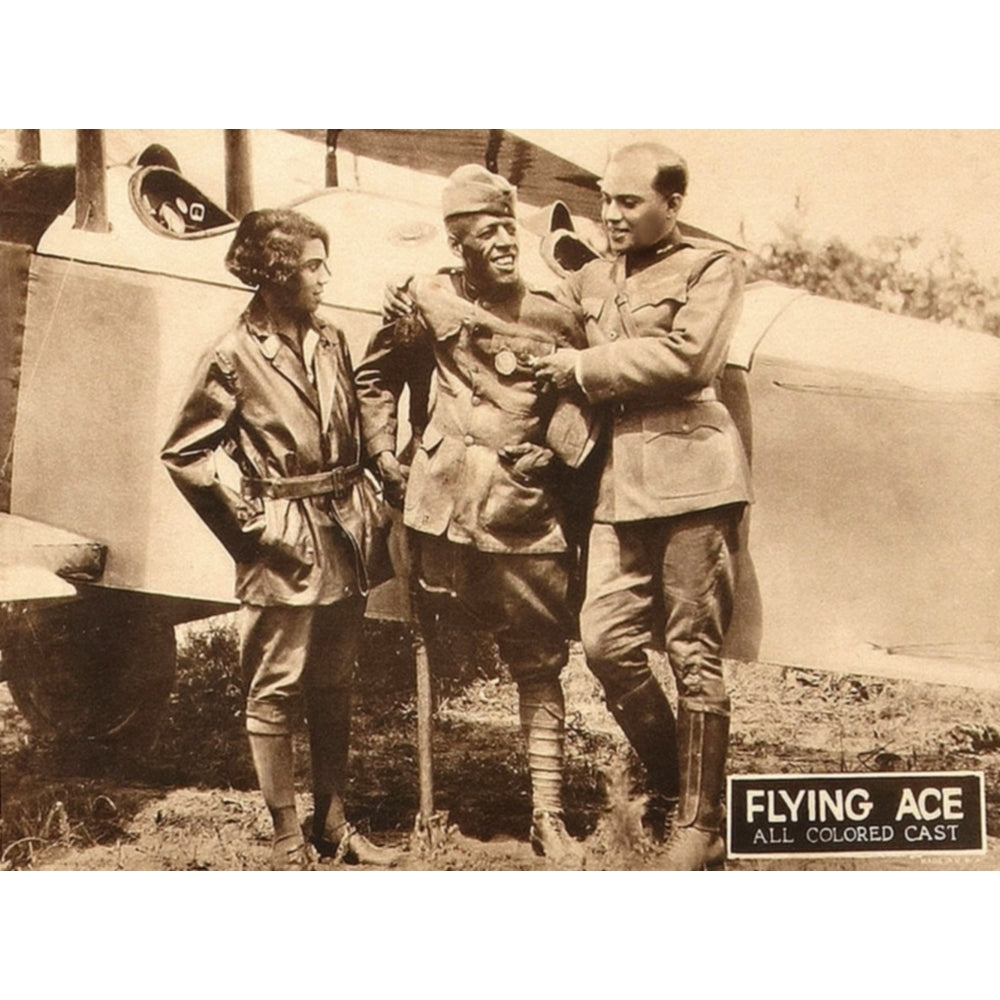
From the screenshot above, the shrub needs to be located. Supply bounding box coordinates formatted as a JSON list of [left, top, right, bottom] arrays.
[[747, 230, 1000, 337], [152, 620, 254, 788]]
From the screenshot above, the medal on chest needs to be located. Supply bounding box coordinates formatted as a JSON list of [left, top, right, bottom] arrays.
[[494, 349, 518, 376]]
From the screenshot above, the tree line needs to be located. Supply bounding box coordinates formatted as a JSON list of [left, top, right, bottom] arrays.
[[746, 230, 1000, 338]]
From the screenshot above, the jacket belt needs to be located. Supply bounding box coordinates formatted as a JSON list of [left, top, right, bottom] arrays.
[[242, 465, 363, 502]]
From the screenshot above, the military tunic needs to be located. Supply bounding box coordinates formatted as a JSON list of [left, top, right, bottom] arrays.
[[561, 235, 752, 523], [557, 232, 752, 703], [356, 271, 590, 680]]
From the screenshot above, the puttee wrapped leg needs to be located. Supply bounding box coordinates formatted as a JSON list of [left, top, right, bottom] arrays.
[[518, 677, 584, 866]]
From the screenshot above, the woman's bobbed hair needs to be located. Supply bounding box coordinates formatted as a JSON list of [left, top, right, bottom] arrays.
[[225, 208, 329, 288]]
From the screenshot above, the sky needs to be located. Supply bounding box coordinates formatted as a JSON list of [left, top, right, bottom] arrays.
[[519, 130, 1000, 279]]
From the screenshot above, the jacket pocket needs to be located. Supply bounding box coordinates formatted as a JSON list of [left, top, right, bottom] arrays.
[[626, 272, 688, 337], [640, 405, 739, 499], [641, 403, 723, 440], [355, 472, 394, 588], [258, 498, 315, 576], [404, 424, 457, 536], [629, 270, 689, 311], [478, 464, 554, 537]]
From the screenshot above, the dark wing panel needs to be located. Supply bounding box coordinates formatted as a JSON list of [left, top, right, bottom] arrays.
[[283, 129, 602, 219], [0, 164, 76, 248], [0, 241, 30, 511]]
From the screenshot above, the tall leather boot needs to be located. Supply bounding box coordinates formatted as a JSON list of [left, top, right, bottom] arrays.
[[306, 686, 400, 867], [608, 676, 680, 839], [519, 678, 584, 866], [659, 695, 730, 870], [307, 685, 350, 838], [248, 732, 311, 870]]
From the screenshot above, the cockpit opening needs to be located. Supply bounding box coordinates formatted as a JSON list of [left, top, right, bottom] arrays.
[[129, 163, 236, 239]]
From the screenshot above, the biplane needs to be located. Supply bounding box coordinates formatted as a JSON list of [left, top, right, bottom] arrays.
[[1, 129, 998, 749]]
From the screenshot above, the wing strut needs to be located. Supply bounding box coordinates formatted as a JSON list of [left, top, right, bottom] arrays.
[[74, 130, 109, 233]]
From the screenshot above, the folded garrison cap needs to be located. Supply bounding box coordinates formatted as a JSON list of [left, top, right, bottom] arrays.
[[441, 164, 516, 219]]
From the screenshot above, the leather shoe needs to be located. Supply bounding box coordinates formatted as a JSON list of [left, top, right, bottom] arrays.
[[658, 826, 726, 870], [644, 793, 679, 843], [314, 823, 402, 867], [271, 835, 314, 871], [530, 810, 585, 867]]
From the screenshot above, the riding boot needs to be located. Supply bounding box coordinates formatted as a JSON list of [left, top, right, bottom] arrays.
[[607, 675, 680, 839], [659, 695, 730, 871], [306, 685, 400, 867], [248, 732, 311, 870], [306, 685, 350, 841], [519, 678, 583, 866]]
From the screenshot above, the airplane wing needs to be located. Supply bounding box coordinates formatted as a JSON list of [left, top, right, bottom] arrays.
[[0, 513, 105, 604], [288, 130, 744, 250], [284, 129, 602, 219]]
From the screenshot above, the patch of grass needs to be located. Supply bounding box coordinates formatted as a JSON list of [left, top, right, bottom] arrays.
[[6, 614, 1000, 868], [0, 779, 156, 869]]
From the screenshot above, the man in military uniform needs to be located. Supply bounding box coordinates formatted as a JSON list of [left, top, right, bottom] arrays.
[[532, 143, 752, 869], [162, 209, 395, 869], [355, 165, 595, 864]]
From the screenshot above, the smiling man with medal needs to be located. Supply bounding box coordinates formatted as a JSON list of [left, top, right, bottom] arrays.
[[355, 164, 597, 864]]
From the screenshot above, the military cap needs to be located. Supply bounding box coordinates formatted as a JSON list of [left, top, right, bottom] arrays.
[[442, 164, 516, 219]]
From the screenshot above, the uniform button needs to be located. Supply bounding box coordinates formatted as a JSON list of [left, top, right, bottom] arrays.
[[471, 395, 481, 405], [608, 331, 618, 340], [682, 422, 690, 431], [463, 434, 475, 446]]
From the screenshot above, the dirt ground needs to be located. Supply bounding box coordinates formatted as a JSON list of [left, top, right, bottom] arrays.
[[3, 621, 999, 872]]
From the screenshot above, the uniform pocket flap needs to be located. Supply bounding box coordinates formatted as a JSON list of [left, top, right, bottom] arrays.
[[420, 423, 445, 453], [629, 269, 689, 310], [642, 403, 724, 440]]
